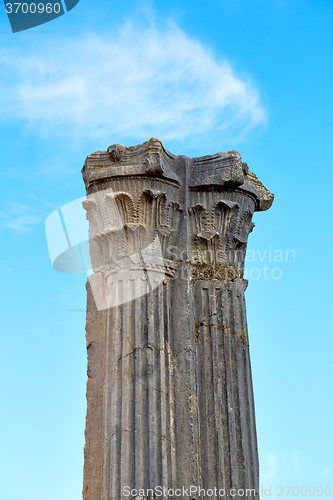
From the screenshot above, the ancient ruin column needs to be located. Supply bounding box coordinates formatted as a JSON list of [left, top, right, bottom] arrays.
[[81, 138, 273, 500]]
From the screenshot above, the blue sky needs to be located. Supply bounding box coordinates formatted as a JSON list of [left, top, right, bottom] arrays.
[[1, 1, 333, 499]]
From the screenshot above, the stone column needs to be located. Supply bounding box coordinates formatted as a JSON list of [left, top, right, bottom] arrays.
[[81, 138, 273, 500]]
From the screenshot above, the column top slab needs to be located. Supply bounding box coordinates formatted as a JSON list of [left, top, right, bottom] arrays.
[[82, 137, 274, 211]]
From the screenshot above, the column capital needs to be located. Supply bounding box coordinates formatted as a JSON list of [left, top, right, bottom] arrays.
[[82, 139, 273, 278]]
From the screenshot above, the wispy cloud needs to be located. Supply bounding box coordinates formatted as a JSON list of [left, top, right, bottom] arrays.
[[289, 450, 300, 473], [322, 464, 333, 475], [260, 450, 303, 486], [261, 452, 278, 484], [0, 202, 44, 233], [0, 21, 266, 143]]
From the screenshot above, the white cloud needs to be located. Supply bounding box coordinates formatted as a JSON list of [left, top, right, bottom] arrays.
[[289, 450, 300, 473], [322, 464, 333, 475], [261, 452, 278, 484], [0, 202, 43, 233], [0, 21, 266, 143]]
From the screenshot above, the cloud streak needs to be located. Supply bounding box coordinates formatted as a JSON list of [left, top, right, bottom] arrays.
[[0, 202, 44, 234], [0, 21, 266, 143], [260, 452, 278, 484], [322, 464, 333, 475]]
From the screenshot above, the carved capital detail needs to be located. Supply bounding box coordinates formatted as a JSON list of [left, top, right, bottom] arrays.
[[83, 187, 182, 273], [188, 198, 255, 271]]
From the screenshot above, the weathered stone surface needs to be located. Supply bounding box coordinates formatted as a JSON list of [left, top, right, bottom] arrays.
[[82, 138, 273, 500]]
